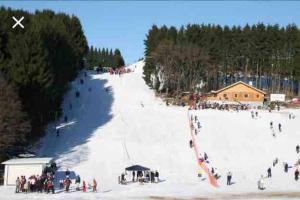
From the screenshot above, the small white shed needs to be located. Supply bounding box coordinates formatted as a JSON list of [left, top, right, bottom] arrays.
[[1, 157, 53, 186]]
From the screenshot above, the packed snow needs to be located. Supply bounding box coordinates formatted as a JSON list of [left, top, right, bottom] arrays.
[[1, 60, 300, 199]]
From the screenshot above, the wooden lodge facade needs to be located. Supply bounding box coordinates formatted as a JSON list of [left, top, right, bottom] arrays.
[[206, 81, 266, 106]]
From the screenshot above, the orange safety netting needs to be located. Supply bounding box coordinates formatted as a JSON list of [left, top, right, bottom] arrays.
[[188, 112, 219, 187]]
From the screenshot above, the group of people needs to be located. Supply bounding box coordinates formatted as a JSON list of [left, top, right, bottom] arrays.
[[15, 173, 55, 194], [119, 170, 160, 185], [190, 101, 250, 112], [109, 67, 132, 75]]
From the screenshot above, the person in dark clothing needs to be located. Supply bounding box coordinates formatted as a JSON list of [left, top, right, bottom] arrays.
[[211, 167, 215, 174], [132, 171, 135, 182], [204, 152, 208, 161], [64, 116, 68, 122], [189, 140, 193, 148], [155, 171, 159, 183], [278, 123, 282, 132], [267, 168, 272, 178], [296, 145, 300, 154], [66, 169, 70, 176], [284, 163, 289, 173], [150, 171, 155, 183], [295, 169, 299, 181], [227, 172, 232, 185], [56, 129, 60, 137], [270, 121, 273, 129]]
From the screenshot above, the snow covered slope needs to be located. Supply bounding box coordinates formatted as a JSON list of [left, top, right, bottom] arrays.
[[1, 60, 300, 199]]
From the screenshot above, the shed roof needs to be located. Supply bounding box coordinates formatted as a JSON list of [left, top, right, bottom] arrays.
[[125, 165, 150, 171], [1, 157, 53, 165], [211, 81, 266, 95]]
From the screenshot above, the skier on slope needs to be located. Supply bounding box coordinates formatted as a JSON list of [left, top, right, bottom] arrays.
[[278, 123, 282, 132], [270, 121, 273, 129], [284, 162, 289, 173], [273, 158, 278, 167], [296, 145, 299, 154]]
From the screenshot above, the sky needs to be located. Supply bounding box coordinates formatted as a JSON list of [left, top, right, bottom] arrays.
[[1, 1, 300, 64]]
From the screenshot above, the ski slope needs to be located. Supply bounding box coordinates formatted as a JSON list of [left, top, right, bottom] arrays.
[[1, 60, 300, 199]]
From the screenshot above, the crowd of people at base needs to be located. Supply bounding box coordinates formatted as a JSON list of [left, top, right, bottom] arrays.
[[15, 173, 55, 194], [15, 169, 98, 194], [188, 101, 250, 112], [119, 170, 160, 185]]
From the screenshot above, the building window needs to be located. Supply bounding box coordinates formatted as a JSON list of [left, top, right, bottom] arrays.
[[244, 94, 248, 98], [256, 94, 259, 98], [234, 94, 238, 98], [223, 93, 227, 98]]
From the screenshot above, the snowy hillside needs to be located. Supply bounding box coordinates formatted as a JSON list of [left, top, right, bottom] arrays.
[[1, 60, 300, 199]]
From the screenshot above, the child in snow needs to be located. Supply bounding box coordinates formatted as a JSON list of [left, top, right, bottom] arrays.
[[258, 175, 265, 190], [82, 181, 86, 192], [197, 169, 203, 178]]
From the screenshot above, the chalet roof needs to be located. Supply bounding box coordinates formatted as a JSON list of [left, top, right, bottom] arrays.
[[2, 157, 53, 165], [211, 81, 266, 95]]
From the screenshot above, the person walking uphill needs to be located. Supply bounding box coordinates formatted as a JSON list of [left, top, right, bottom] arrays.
[[267, 167, 272, 178], [296, 145, 300, 154]]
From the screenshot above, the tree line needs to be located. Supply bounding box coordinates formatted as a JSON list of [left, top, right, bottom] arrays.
[[144, 24, 300, 97], [86, 46, 125, 69], [0, 7, 88, 157]]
